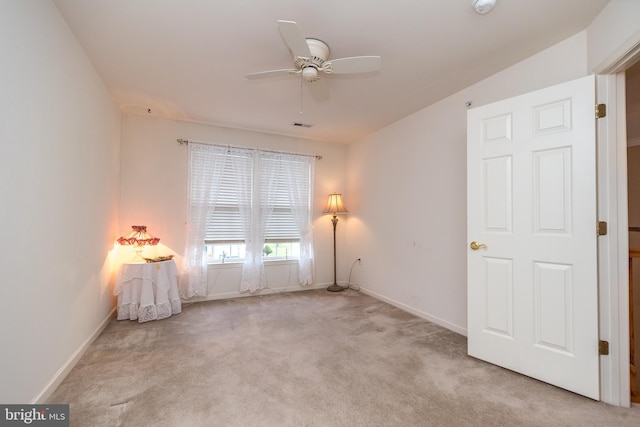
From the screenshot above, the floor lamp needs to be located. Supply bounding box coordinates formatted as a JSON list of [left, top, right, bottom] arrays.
[[324, 193, 348, 292]]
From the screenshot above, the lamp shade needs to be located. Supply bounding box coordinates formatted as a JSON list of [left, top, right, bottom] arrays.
[[323, 193, 348, 215], [117, 225, 160, 246]]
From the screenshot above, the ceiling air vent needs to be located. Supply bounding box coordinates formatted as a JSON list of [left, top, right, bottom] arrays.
[[293, 122, 313, 128]]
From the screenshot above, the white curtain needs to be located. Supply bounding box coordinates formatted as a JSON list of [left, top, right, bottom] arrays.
[[283, 154, 315, 285], [180, 143, 228, 298], [237, 151, 279, 292], [182, 143, 315, 295]]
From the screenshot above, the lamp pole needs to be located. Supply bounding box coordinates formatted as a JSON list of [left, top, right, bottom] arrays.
[[327, 214, 343, 292]]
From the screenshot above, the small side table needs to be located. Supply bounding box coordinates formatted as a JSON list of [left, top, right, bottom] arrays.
[[114, 260, 182, 323]]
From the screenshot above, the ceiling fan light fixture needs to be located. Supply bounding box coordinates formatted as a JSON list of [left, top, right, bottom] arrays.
[[473, 0, 496, 14], [302, 66, 319, 82]]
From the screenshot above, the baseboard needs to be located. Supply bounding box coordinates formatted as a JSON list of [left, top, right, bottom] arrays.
[[359, 287, 468, 337], [32, 306, 116, 404]]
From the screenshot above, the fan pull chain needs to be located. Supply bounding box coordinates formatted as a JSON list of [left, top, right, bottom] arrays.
[[299, 73, 304, 115]]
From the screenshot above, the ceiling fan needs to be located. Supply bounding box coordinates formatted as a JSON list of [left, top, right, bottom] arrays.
[[246, 20, 381, 83]]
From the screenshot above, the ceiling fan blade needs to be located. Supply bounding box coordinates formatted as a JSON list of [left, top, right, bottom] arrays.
[[323, 56, 381, 74], [277, 20, 311, 58], [245, 69, 299, 80]]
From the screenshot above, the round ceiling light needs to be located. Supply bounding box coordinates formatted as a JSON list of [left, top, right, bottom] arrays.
[[473, 0, 496, 14], [302, 66, 319, 82]]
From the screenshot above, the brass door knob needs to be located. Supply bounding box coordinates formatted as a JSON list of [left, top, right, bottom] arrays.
[[470, 241, 487, 250]]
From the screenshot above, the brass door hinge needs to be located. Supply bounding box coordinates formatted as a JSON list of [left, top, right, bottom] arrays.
[[596, 103, 607, 119], [597, 221, 608, 236], [599, 340, 609, 355]]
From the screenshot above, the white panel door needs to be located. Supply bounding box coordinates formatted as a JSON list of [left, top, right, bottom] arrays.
[[467, 75, 599, 400]]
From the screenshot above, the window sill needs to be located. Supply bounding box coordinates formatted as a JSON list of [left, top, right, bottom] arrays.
[[207, 258, 299, 268]]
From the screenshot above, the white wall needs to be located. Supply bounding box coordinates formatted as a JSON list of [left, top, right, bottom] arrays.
[[120, 116, 347, 299], [587, 0, 640, 72], [345, 32, 590, 334], [0, 1, 121, 403]]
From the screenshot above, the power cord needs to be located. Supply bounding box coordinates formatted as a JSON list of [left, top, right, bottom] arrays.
[[344, 258, 361, 291]]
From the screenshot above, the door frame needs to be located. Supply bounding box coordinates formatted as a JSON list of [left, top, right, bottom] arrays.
[[597, 72, 629, 407], [596, 39, 640, 407]]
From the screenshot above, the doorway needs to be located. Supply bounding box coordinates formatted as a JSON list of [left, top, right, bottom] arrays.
[[626, 60, 640, 403]]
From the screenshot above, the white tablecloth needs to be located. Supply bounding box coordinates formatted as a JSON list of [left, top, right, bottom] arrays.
[[114, 260, 182, 323]]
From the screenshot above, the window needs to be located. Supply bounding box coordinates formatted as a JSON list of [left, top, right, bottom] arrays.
[[190, 147, 312, 263], [205, 242, 300, 263], [184, 143, 315, 295]]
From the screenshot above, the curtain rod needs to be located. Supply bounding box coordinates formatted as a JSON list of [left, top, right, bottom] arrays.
[[177, 139, 322, 160]]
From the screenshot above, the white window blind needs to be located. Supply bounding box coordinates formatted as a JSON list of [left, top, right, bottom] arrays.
[[203, 151, 249, 242], [260, 155, 310, 242], [196, 149, 311, 244]]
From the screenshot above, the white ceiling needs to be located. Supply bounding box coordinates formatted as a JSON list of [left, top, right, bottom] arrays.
[[53, 0, 609, 144]]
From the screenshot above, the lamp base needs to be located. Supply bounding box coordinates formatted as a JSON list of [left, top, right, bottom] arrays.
[[132, 246, 145, 262], [327, 283, 345, 292]]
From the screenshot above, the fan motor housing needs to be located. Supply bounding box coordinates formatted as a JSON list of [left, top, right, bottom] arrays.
[[294, 38, 330, 70]]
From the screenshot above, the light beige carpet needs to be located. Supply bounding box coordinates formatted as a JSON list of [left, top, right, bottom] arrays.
[[48, 289, 640, 426]]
